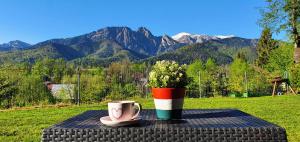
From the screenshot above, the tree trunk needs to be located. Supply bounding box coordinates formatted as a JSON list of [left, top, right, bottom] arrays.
[[294, 33, 300, 63], [293, 28, 300, 64], [290, 0, 300, 63]]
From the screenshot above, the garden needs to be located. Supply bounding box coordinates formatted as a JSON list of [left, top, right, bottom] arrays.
[[0, 96, 299, 141], [0, 1, 300, 141]]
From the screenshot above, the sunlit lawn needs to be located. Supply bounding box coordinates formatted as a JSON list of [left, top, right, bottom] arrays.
[[0, 95, 299, 142]]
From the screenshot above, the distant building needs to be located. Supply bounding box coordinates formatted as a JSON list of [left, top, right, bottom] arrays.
[[45, 82, 75, 99]]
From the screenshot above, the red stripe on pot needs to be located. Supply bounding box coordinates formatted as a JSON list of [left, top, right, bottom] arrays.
[[152, 88, 185, 99]]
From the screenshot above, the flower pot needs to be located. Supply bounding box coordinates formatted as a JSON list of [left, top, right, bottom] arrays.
[[152, 88, 185, 120]]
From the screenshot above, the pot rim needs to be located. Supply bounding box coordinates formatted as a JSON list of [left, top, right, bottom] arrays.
[[151, 88, 186, 89]]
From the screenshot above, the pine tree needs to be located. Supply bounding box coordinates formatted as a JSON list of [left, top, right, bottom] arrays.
[[255, 28, 278, 67]]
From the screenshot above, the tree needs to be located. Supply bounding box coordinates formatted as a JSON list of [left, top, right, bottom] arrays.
[[290, 64, 300, 93], [228, 57, 249, 94], [205, 58, 217, 73], [260, 0, 300, 63], [266, 43, 294, 74], [204, 59, 218, 97], [16, 75, 53, 106], [186, 60, 204, 97], [79, 73, 106, 102], [63, 67, 106, 103], [106, 59, 133, 85], [255, 28, 278, 67], [0, 76, 17, 108], [32, 58, 67, 83], [187, 60, 204, 80], [186, 59, 219, 97], [237, 52, 247, 62]]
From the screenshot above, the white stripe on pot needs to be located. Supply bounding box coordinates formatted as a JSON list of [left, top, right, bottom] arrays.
[[154, 99, 184, 110]]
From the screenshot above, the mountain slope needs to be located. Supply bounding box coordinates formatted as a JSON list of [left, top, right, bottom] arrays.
[[210, 37, 258, 62], [144, 41, 234, 65], [0, 40, 31, 51], [0, 43, 83, 63], [214, 37, 257, 48], [0, 40, 149, 65], [144, 36, 258, 65], [74, 40, 149, 66]]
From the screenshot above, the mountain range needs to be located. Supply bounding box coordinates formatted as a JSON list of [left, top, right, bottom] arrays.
[[0, 40, 31, 51], [0, 27, 258, 66]]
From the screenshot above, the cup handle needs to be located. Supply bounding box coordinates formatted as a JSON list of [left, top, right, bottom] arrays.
[[132, 103, 142, 119]]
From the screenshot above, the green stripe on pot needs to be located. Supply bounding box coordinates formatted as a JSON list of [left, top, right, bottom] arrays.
[[155, 109, 183, 120]]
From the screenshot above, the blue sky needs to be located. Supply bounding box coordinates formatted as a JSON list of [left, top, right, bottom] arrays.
[[0, 0, 285, 44]]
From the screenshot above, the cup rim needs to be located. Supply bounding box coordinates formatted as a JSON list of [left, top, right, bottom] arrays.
[[108, 100, 135, 104]]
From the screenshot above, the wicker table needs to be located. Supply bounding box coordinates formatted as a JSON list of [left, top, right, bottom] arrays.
[[42, 109, 287, 142]]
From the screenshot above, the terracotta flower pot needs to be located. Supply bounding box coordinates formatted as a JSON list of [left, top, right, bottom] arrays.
[[152, 88, 185, 120]]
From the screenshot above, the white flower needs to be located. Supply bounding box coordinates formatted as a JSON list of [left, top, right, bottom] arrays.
[[179, 73, 183, 77], [164, 75, 170, 80], [148, 60, 188, 88], [149, 71, 155, 78]]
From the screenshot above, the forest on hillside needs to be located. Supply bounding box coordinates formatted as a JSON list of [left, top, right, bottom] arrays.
[[0, 39, 299, 109]]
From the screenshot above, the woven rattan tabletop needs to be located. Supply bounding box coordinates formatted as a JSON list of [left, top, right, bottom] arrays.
[[42, 109, 287, 142]]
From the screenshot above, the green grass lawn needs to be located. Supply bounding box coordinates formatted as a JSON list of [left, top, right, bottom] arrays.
[[0, 95, 299, 142]]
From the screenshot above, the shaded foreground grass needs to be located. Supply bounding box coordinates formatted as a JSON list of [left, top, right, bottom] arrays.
[[0, 95, 299, 142]]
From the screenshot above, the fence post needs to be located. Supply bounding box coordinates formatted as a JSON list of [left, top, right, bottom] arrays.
[[199, 71, 201, 98], [77, 67, 80, 105], [244, 71, 248, 92]]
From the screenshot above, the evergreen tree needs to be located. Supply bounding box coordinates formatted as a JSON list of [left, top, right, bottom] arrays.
[[255, 28, 278, 67]]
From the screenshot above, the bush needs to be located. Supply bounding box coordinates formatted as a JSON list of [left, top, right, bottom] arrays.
[[105, 89, 124, 101], [122, 83, 143, 97], [15, 75, 54, 106]]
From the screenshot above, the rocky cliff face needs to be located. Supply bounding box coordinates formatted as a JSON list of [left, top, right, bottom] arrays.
[[87, 27, 179, 55]]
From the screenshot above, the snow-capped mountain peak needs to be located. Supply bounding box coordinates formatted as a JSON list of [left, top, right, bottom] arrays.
[[172, 32, 236, 44], [172, 32, 192, 40], [215, 35, 235, 39], [172, 33, 215, 44]]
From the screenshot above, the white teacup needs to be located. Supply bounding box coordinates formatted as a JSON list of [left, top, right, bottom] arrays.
[[108, 101, 141, 121]]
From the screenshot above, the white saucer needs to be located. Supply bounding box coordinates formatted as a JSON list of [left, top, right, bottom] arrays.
[[100, 116, 141, 127]]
